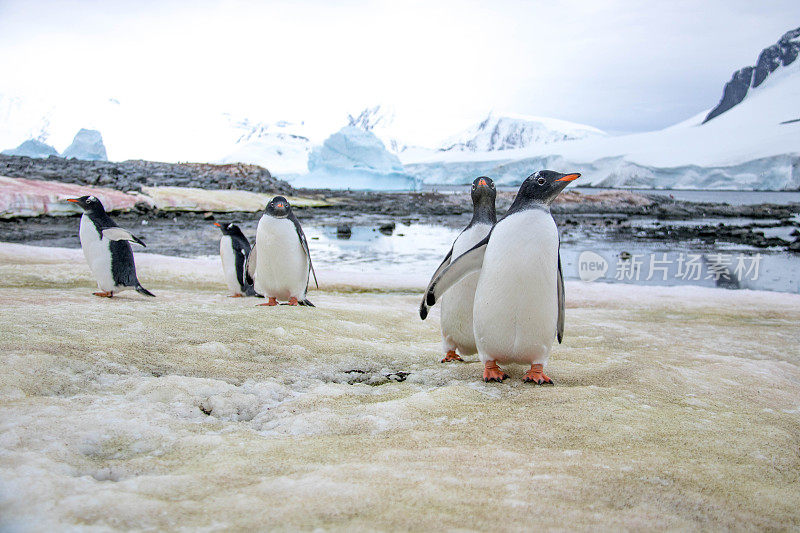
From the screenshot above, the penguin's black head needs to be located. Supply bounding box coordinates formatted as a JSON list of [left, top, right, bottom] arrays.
[[66, 195, 105, 213], [266, 196, 291, 218], [470, 176, 496, 205], [214, 222, 241, 236], [516, 170, 580, 206]]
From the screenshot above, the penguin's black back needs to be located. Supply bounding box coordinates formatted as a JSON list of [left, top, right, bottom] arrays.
[[85, 210, 140, 288]]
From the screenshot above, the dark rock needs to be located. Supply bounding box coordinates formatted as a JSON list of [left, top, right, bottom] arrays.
[[336, 225, 352, 239], [378, 222, 395, 235], [0, 154, 292, 194]]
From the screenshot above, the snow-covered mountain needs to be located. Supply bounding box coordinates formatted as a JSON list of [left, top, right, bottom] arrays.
[[405, 28, 800, 190], [219, 118, 313, 174], [438, 113, 606, 152], [704, 26, 800, 123]]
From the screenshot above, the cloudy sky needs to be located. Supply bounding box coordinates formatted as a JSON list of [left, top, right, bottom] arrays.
[[0, 0, 798, 150]]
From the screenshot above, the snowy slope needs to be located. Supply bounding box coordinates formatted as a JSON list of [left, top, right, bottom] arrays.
[[438, 112, 606, 152]]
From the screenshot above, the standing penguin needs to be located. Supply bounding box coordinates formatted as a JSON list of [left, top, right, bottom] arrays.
[[67, 195, 155, 298], [214, 222, 258, 297], [245, 196, 317, 306], [430, 176, 496, 363], [420, 170, 580, 383]]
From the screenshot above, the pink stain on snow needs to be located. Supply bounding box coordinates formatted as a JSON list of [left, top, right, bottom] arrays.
[[0, 176, 152, 218]]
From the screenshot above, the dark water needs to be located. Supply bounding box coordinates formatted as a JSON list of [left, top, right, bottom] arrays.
[[304, 224, 800, 294]]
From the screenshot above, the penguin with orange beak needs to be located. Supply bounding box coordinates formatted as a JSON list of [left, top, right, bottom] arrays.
[[420, 170, 580, 383], [66, 195, 154, 298], [214, 222, 257, 297], [245, 196, 317, 306], [429, 176, 496, 363]]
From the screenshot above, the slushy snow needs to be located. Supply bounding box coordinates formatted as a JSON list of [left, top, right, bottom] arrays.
[[0, 243, 799, 530]]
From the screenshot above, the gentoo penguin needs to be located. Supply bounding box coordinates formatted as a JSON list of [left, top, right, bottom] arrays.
[[245, 196, 317, 306], [67, 195, 155, 298], [420, 170, 580, 383], [214, 222, 258, 297], [431, 176, 496, 363]]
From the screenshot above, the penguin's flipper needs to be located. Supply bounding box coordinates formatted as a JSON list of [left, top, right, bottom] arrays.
[[289, 213, 319, 289], [429, 246, 454, 285], [244, 243, 257, 286], [102, 227, 146, 247], [298, 298, 315, 307], [420, 235, 489, 320], [556, 248, 565, 344], [135, 284, 156, 297]]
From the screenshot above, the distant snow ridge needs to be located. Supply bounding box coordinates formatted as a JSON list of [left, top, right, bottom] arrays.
[[705, 26, 800, 122], [1, 139, 58, 158], [439, 113, 606, 152], [297, 126, 417, 190], [221, 118, 312, 174], [61, 129, 107, 161], [346, 105, 409, 153]]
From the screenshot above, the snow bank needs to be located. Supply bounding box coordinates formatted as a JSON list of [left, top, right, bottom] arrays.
[[0, 177, 327, 218], [1, 244, 799, 530], [140, 186, 330, 212], [0, 176, 153, 218]]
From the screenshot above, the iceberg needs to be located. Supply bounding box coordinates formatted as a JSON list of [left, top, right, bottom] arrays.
[[1, 139, 59, 158], [293, 126, 418, 190], [61, 128, 108, 161]]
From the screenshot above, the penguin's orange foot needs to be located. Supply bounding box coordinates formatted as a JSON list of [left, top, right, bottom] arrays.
[[93, 291, 113, 298], [440, 350, 464, 363], [483, 361, 508, 382], [228, 293, 243, 298], [288, 297, 299, 306], [523, 364, 553, 385], [257, 297, 278, 306]]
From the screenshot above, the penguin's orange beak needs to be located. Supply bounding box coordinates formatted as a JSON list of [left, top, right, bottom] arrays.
[[478, 178, 487, 186], [214, 222, 221, 227], [66, 198, 80, 203], [556, 173, 581, 182], [277, 203, 285, 208]]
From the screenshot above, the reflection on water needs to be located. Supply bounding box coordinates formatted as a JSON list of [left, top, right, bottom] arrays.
[[304, 223, 800, 294]]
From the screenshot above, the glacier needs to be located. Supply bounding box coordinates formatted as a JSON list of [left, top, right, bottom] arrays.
[[1, 139, 58, 158], [61, 128, 108, 161], [291, 126, 418, 190]]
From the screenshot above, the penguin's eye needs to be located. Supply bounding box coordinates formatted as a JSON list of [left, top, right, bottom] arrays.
[[537, 177, 546, 185]]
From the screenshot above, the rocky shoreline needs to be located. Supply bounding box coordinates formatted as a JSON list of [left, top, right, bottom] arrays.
[[1, 154, 799, 253], [0, 154, 293, 193]]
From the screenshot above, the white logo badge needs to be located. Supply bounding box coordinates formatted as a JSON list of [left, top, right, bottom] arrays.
[[578, 251, 608, 282]]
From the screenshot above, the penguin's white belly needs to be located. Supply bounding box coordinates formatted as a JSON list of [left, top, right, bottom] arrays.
[[254, 216, 308, 300], [220, 236, 242, 294], [440, 223, 492, 355], [79, 215, 124, 292], [473, 210, 559, 365]]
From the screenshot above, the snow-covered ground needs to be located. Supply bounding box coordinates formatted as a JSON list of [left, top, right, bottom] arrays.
[[1, 243, 799, 530]]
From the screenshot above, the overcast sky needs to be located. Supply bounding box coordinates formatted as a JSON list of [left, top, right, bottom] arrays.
[[0, 0, 799, 145]]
